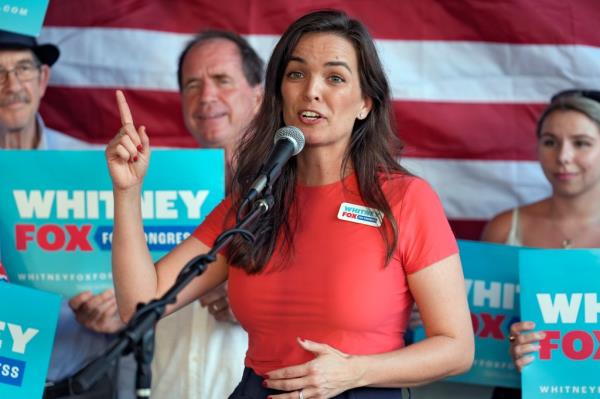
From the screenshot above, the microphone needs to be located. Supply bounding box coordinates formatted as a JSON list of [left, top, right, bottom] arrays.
[[244, 126, 305, 203]]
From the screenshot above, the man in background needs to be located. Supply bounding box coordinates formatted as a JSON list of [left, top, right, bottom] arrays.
[[0, 30, 85, 149], [150, 30, 263, 399], [0, 29, 133, 398], [178, 30, 263, 189]]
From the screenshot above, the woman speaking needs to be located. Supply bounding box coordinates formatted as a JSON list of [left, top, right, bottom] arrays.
[[106, 10, 474, 398]]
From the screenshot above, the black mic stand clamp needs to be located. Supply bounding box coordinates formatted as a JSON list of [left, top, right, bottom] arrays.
[[68, 195, 274, 399], [132, 302, 154, 398]]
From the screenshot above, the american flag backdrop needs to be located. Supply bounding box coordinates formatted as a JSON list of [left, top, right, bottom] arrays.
[[38, 0, 600, 239]]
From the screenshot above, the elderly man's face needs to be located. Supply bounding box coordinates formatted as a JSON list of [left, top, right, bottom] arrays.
[[180, 39, 262, 152], [0, 49, 49, 134]]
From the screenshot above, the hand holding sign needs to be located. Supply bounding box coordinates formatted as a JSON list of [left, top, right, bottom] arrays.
[[105, 90, 151, 191], [0, 283, 60, 398], [69, 289, 125, 333], [508, 321, 545, 372]]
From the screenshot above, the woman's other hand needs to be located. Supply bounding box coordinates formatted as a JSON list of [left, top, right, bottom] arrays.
[[264, 338, 363, 398]]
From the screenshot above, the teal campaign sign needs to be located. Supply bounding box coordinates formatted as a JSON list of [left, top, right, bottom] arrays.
[[0, 149, 224, 298], [453, 240, 521, 388], [412, 240, 521, 388], [0, 282, 60, 399], [0, 0, 50, 36], [520, 249, 600, 398]]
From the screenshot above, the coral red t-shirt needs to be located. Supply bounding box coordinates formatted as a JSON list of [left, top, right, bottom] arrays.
[[193, 174, 457, 376]]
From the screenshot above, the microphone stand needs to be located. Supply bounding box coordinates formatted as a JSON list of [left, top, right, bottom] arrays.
[[66, 194, 274, 399]]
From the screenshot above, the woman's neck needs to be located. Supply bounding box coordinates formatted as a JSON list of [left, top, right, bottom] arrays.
[[295, 146, 351, 186]]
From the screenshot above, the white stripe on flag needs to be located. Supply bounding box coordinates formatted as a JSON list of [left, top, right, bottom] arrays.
[[402, 157, 551, 219], [40, 27, 600, 101], [378, 40, 600, 103]]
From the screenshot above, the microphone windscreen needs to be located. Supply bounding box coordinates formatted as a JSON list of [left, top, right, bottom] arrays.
[[274, 126, 305, 155]]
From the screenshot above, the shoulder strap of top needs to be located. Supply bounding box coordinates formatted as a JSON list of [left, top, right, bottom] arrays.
[[506, 207, 523, 246]]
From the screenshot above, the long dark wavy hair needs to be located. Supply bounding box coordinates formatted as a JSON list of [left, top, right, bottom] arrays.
[[227, 10, 406, 274]]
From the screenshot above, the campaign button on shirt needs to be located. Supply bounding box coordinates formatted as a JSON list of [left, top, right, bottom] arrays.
[[337, 202, 383, 227]]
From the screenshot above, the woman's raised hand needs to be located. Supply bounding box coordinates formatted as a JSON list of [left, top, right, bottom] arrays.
[[105, 90, 150, 190]]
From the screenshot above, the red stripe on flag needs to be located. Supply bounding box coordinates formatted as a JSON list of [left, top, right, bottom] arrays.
[[40, 88, 543, 160], [44, 0, 600, 46], [449, 219, 487, 241], [40, 88, 196, 147], [397, 101, 544, 161]]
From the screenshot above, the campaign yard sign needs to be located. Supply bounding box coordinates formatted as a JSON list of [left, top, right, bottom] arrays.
[[0, 0, 50, 36], [412, 240, 521, 388], [0, 282, 60, 399], [455, 240, 521, 388], [520, 249, 600, 398], [0, 149, 224, 298]]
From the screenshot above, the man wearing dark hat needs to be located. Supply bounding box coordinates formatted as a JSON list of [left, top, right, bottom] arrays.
[[0, 29, 133, 398], [0, 29, 87, 149]]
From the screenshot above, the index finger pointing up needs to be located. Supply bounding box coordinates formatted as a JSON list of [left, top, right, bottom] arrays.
[[116, 90, 134, 126]]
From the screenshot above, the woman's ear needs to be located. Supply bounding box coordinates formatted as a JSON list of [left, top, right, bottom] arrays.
[[251, 85, 264, 115], [358, 96, 373, 120]]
